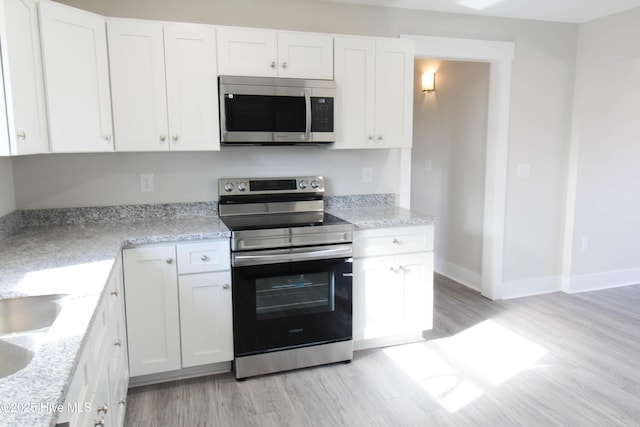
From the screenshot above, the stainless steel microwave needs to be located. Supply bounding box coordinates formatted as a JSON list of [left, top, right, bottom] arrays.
[[218, 76, 335, 146]]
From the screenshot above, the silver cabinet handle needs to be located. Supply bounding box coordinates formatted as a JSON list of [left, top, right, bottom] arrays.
[[94, 419, 105, 426], [97, 404, 108, 414], [159, 135, 167, 142], [392, 239, 400, 245], [111, 289, 119, 297], [103, 134, 112, 141], [114, 339, 122, 348], [17, 131, 26, 140], [166, 257, 174, 264], [281, 62, 288, 69], [118, 399, 126, 406], [172, 134, 178, 142], [269, 61, 276, 69], [368, 135, 373, 141], [200, 255, 208, 261], [223, 283, 230, 289], [377, 135, 384, 141]]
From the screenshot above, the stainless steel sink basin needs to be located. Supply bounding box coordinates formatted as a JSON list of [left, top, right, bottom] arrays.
[[0, 340, 34, 378], [0, 294, 67, 379], [0, 294, 66, 335]]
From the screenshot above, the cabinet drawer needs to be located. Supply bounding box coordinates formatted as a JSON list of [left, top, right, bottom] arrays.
[[177, 240, 230, 274], [354, 225, 434, 257]]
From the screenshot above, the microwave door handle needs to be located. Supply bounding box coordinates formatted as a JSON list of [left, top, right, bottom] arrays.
[[304, 89, 312, 141]]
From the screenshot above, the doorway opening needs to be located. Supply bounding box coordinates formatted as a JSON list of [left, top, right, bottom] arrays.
[[411, 59, 490, 292], [401, 35, 514, 300]]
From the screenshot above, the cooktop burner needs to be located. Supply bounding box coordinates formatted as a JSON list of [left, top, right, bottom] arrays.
[[217, 176, 353, 251], [220, 211, 350, 232]]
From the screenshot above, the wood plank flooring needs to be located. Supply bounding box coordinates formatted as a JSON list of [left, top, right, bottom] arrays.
[[124, 275, 640, 426]]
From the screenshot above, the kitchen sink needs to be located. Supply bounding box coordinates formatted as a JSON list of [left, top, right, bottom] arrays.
[[0, 294, 66, 335], [0, 294, 67, 379], [0, 340, 34, 378]]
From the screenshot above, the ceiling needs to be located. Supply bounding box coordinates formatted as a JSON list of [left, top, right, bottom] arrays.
[[316, 0, 640, 23]]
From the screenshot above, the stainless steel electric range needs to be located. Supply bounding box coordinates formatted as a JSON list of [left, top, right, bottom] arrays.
[[218, 176, 354, 379]]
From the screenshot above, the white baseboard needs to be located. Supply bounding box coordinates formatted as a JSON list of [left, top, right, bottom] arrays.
[[435, 257, 481, 291], [498, 276, 562, 300], [562, 267, 640, 294]]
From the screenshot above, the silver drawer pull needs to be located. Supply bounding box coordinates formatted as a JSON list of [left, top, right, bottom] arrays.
[[166, 257, 173, 264], [392, 239, 400, 245], [201, 255, 209, 261], [223, 283, 230, 289]]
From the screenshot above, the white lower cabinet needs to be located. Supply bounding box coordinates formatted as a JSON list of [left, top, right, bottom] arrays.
[[59, 255, 129, 426], [178, 272, 233, 367], [122, 245, 181, 376], [353, 225, 434, 350], [122, 240, 232, 382]]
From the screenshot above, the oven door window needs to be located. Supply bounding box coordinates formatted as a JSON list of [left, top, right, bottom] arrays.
[[256, 272, 334, 320], [232, 257, 352, 356]]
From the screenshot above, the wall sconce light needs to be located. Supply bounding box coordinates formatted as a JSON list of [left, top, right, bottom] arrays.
[[422, 72, 435, 93]]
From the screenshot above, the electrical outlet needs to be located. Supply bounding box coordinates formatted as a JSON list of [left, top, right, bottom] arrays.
[[581, 237, 590, 252], [362, 167, 373, 183], [140, 174, 154, 192]]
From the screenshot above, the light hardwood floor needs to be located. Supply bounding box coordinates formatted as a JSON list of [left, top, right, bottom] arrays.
[[124, 275, 640, 426]]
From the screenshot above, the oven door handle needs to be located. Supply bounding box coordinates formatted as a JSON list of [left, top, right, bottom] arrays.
[[232, 245, 353, 267]]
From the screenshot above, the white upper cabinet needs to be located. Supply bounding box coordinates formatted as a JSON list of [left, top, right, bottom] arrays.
[[0, 0, 49, 155], [217, 27, 333, 79], [108, 19, 219, 151], [39, 0, 114, 153], [374, 39, 414, 148], [333, 37, 413, 149], [164, 24, 220, 151]]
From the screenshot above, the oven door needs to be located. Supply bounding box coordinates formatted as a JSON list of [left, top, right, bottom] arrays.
[[231, 250, 352, 357]]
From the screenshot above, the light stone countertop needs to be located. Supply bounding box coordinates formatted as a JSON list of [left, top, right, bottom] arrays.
[[0, 217, 229, 427], [0, 204, 434, 426], [328, 206, 437, 229]]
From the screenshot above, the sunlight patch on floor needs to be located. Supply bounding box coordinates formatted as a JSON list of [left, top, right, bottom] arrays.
[[382, 319, 548, 413]]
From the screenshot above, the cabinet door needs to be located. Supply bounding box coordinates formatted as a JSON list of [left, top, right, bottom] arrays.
[[216, 27, 278, 77], [277, 32, 333, 79], [354, 255, 404, 341], [0, 0, 49, 155], [399, 252, 434, 332], [164, 23, 220, 151], [374, 39, 413, 148], [108, 19, 169, 151], [178, 272, 233, 367], [39, 1, 113, 153], [123, 246, 181, 376], [333, 37, 375, 149]]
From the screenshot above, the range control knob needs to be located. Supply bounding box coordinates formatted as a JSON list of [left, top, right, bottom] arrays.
[[298, 180, 307, 189], [237, 182, 247, 192], [311, 180, 320, 189], [223, 182, 234, 192]]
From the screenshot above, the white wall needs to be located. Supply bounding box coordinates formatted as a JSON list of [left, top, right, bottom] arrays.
[[564, 7, 640, 292], [411, 60, 489, 290], [12, 149, 399, 209], [0, 157, 16, 216]]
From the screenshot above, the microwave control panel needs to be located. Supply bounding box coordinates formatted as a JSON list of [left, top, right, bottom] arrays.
[[311, 97, 334, 132]]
